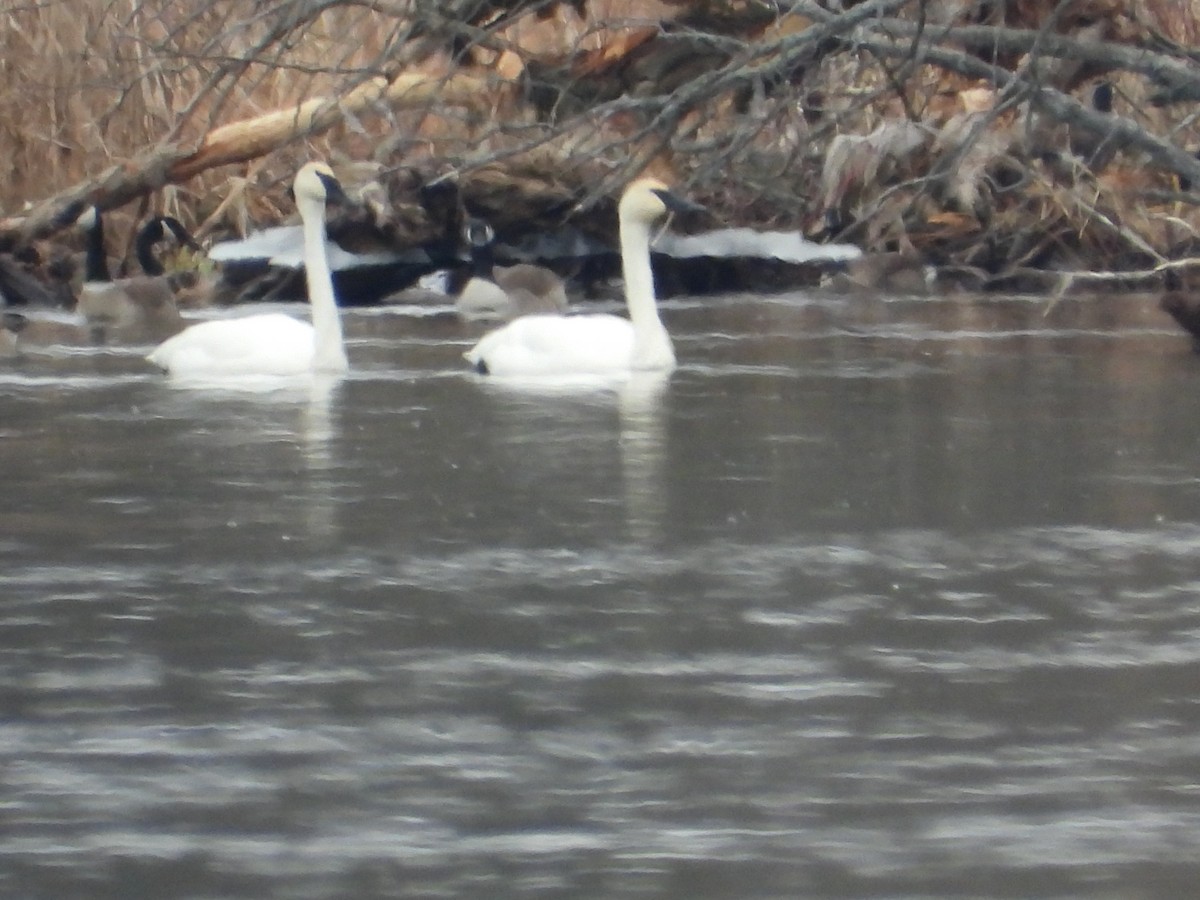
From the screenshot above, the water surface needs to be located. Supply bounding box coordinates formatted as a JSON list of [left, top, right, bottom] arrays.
[[3, 290, 1199, 898]]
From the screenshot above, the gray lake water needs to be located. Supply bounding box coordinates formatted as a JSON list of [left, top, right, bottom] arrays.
[[3, 290, 1200, 899]]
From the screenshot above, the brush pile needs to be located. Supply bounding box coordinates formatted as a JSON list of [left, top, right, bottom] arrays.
[[3, 0, 1200, 295]]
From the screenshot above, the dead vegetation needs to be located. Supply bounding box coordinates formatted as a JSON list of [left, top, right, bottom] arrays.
[[4, 0, 1200, 293]]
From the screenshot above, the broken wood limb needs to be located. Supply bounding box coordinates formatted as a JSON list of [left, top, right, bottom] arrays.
[[0, 69, 497, 250], [170, 70, 491, 181]]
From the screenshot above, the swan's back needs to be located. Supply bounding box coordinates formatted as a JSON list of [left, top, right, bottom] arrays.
[[147, 313, 314, 377], [465, 314, 633, 376]]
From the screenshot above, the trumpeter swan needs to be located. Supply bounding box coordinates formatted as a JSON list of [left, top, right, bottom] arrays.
[[456, 219, 569, 321], [464, 178, 701, 376], [147, 162, 350, 378]]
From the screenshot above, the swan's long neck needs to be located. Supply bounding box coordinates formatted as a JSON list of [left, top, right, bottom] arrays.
[[300, 197, 348, 373], [620, 215, 675, 369]]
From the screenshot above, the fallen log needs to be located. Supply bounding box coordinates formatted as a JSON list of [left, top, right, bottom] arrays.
[[0, 70, 495, 251]]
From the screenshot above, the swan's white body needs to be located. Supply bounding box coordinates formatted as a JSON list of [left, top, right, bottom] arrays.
[[148, 163, 348, 378], [464, 179, 696, 377], [466, 313, 640, 376], [147, 312, 317, 376]]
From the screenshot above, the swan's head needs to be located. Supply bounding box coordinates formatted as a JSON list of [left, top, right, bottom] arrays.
[[293, 162, 350, 208], [619, 178, 705, 227]]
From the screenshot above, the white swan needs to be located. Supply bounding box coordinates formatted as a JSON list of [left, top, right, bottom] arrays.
[[147, 162, 350, 378], [464, 178, 702, 376]]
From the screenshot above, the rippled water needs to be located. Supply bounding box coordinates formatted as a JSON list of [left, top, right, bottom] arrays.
[[3, 290, 1200, 898]]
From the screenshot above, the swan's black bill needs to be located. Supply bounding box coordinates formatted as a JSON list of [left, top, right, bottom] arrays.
[[652, 189, 705, 216], [316, 172, 351, 207]]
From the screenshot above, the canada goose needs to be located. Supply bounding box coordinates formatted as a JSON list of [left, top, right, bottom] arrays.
[[135, 215, 202, 276], [75, 206, 186, 343], [0, 309, 93, 352], [1026, 81, 1120, 175], [823, 250, 936, 295], [1, 312, 21, 357], [464, 178, 702, 376], [1175, 150, 1200, 193], [147, 162, 350, 379], [0, 253, 63, 308], [456, 219, 569, 321], [133, 216, 224, 310], [1069, 81, 1120, 170], [1159, 271, 1200, 352]]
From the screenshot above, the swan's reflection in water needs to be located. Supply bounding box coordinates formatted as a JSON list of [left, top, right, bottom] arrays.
[[470, 370, 671, 543], [156, 370, 345, 545], [617, 372, 670, 544], [297, 374, 342, 544]]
